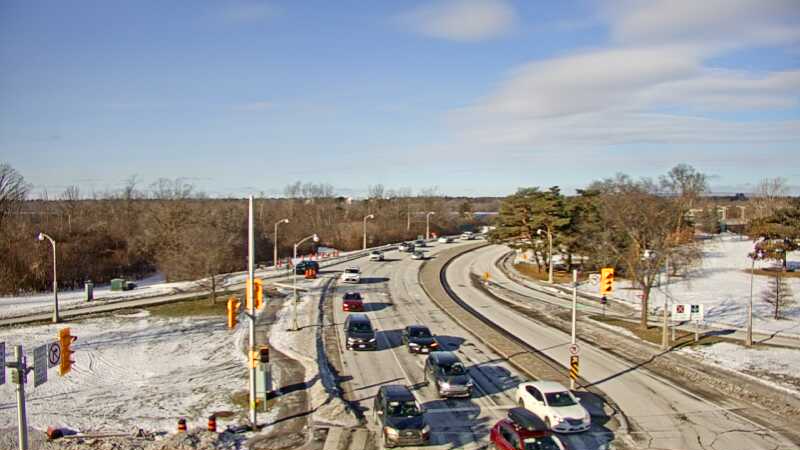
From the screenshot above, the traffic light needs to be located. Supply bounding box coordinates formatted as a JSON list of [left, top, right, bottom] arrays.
[[259, 346, 270, 364], [227, 297, 241, 329], [600, 268, 615, 295], [58, 327, 76, 376], [254, 279, 264, 309]]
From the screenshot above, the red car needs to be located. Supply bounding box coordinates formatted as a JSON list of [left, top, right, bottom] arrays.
[[490, 408, 565, 450], [342, 292, 364, 312]]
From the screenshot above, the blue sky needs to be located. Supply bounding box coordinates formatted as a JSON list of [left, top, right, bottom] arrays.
[[1, 0, 799, 197]]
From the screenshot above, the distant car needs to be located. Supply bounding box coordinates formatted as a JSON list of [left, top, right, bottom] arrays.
[[344, 313, 376, 350], [437, 236, 453, 243], [414, 239, 426, 248], [411, 251, 425, 260], [398, 242, 411, 252], [515, 381, 591, 433], [424, 351, 472, 398], [490, 407, 565, 450], [342, 291, 364, 312], [341, 267, 361, 283], [369, 250, 384, 261], [294, 260, 320, 275], [402, 325, 439, 354], [373, 385, 430, 448], [460, 232, 475, 240]]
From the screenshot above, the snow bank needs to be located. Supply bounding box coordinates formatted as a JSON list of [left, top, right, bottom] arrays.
[[0, 311, 246, 433], [579, 234, 800, 336]]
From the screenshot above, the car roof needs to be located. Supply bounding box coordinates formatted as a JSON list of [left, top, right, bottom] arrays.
[[525, 380, 569, 394], [507, 407, 548, 432], [381, 384, 415, 401], [347, 313, 370, 322], [407, 324, 430, 331], [430, 351, 460, 365]]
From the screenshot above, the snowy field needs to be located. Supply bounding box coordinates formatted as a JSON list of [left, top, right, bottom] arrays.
[[579, 233, 800, 337], [0, 309, 248, 433]]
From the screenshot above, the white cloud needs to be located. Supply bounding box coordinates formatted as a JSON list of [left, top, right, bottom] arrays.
[[446, 2, 800, 152], [397, 0, 516, 42]]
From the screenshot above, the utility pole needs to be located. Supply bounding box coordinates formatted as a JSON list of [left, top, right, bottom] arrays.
[[426, 212, 435, 241], [661, 256, 670, 350], [6, 345, 30, 450], [274, 218, 289, 268], [363, 214, 375, 250], [570, 270, 577, 390], [247, 196, 257, 426]]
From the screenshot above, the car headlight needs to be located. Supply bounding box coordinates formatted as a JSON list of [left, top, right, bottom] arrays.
[[347, 337, 355, 342], [368, 338, 376, 342], [551, 415, 564, 424], [438, 381, 450, 389], [384, 427, 399, 438], [421, 424, 431, 435], [408, 342, 419, 347], [466, 380, 474, 387], [430, 341, 438, 347]]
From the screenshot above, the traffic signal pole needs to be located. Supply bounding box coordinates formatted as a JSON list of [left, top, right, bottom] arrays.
[[247, 196, 257, 426], [7, 345, 30, 450], [661, 256, 670, 350], [571, 270, 577, 390]]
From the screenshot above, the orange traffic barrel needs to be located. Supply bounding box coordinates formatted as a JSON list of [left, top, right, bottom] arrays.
[[177, 418, 187, 432], [207, 415, 217, 432]]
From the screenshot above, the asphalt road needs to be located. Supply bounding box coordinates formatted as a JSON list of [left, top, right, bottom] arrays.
[[449, 244, 796, 450], [329, 241, 525, 450]]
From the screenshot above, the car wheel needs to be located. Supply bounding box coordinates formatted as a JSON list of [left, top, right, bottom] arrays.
[[383, 432, 395, 448]]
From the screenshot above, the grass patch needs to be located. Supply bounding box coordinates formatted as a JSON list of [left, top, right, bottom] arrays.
[[591, 315, 733, 349], [513, 263, 589, 283], [147, 295, 230, 318]]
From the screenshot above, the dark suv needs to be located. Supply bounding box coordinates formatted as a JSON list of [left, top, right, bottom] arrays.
[[373, 385, 430, 447], [344, 313, 377, 350], [294, 260, 319, 275], [424, 351, 473, 398], [401, 324, 439, 354]]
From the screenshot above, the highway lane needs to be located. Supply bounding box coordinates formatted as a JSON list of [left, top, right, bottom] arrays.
[[447, 244, 796, 450], [329, 241, 525, 449]]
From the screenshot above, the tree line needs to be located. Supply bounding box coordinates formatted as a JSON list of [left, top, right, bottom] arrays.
[[0, 163, 490, 296]]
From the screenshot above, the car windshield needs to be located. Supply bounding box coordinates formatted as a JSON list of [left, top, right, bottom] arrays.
[[410, 328, 431, 338], [386, 400, 421, 417], [441, 362, 466, 376], [345, 269, 359, 274], [344, 293, 361, 300], [523, 437, 561, 450], [545, 391, 576, 407], [349, 323, 372, 333]]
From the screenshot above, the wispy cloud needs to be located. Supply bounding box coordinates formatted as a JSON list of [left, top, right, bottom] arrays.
[[397, 0, 516, 42], [447, 1, 800, 152]]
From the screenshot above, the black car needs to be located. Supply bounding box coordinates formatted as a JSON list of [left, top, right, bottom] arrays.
[[373, 385, 430, 447], [344, 313, 377, 350], [294, 260, 320, 275], [401, 325, 439, 354], [424, 351, 473, 398]]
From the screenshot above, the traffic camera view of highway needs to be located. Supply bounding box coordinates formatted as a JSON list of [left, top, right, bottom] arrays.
[[2, 1, 800, 450]]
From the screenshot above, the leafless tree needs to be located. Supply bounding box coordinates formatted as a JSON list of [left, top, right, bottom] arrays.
[[753, 177, 790, 219], [0, 163, 31, 229]]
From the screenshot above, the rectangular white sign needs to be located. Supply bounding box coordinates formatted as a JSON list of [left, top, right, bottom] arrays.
[[671, 304, 691, 321], [33, 344, 48, 387], [690, 304, 704, 322]]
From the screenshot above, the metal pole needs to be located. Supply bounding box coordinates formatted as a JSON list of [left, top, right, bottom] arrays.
[[247, 196, 257, 426], [571, 270, 577, 390], [52, 240, 59, 324], [548, 230, 554, 284], [747, 258, 754, 347], [426, 215, 430, 241], [363, 216, 368, 250], [293, 243, 299, 331], [274, 222, 279, 268], [661, 256, 670, 349], [15, 345, 29, 450]]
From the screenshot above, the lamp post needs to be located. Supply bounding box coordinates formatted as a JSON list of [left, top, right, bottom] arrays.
[[537, 228, 554, 283], [292, 233, 319, 331], [363, 214, 375, 250], [426, 212, 435, 241], [274, 218, 289, 268], [37, 232, 59, 323]]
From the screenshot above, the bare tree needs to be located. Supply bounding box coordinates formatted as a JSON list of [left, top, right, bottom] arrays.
[[0, 163, 31, 229], [753, 177, 790, 218], [762, 270, 795, 319]]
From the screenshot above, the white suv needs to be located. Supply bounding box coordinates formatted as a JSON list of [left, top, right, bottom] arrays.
[[341, 267, 361, 283], [515, 381, 590, 433], [369, 250, 384, 261]]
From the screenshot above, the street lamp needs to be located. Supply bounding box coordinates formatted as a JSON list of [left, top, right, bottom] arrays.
[[292, 233, 319, 331], [426, 212, 435, 241], [37, 232, 59, 323], [274, 218, 289, 268], [537, 228, 554, 283], [747, 250, 764, 347], [363, 214, 375, 250]]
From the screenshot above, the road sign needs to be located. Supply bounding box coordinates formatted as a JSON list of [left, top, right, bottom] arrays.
[[568, 344, 580, 356], [48, 341, 61, 368], [690, 304, 704, 321], [0, 342, 5, 385], [672, 303, 691, 321], [569, 355, 579, 380], [33, 344, 48, 387], [588, 273, 600, 285]]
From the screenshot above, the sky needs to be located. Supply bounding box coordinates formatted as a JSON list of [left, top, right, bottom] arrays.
[[1, 0, 799, 198]]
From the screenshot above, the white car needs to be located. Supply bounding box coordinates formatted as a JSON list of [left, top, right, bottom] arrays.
[[411, 251, 425, 260], [460, 232, 475, 240], [515, 381, 591, 433], [340, 267, 361, 283], [437, 236, 453, 243], [368, 250, 384, 261], [398, 242, 412, 252]]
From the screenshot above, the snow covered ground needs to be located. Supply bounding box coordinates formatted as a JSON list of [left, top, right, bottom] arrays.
[[0, 309, 248, 433], [579, 233, 800, 337]]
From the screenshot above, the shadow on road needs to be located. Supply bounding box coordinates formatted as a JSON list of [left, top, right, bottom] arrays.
[[359, 277, 391, 284]]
